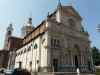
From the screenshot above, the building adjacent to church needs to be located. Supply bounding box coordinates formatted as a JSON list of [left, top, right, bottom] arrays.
[[2, 1, 93, 72]]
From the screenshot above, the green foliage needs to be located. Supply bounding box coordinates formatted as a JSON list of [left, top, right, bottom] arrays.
[[95, 72, 100, 75], [30, 71, 34, 73], [91, 46, 100, 66]]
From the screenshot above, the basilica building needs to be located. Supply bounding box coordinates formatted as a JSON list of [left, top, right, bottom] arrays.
[[3, 1, 93, 72]]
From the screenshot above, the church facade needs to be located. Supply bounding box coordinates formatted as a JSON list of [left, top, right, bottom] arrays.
[[3, 1, 93, 72]]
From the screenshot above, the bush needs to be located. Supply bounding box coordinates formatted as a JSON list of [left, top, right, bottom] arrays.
[[95, 72, 100, 75]]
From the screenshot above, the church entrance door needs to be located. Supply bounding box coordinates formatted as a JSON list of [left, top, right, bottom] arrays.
[[88, 61, 91, 71], [19, 62, 22, 68], [74, 55, 78, 67], [53, 59, 58, 72]]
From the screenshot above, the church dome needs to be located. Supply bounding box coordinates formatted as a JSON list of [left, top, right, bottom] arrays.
[[21, 17, 34, 38], [26, 23, 33, 27]]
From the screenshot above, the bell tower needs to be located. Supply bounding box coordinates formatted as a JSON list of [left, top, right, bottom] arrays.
[[3, 23, 13, 50]]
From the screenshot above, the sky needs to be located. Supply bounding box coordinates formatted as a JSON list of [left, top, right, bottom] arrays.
[[0, 0, 100, 50]]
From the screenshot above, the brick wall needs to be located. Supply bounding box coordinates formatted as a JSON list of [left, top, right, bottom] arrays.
[[0, 51, 9, 68], [23, 22, 45, 44], [8, 37, 23, 50]]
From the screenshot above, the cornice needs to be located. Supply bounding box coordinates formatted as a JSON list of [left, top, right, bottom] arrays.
[[44, 27, 91, 43], [45, 18, 89, 36], [44, 46, 91, 54]]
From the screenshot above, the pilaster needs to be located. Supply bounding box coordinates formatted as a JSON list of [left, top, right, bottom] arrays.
[[56, 10, 62, 23]]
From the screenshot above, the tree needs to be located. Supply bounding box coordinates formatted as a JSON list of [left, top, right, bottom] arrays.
[[91, 46, 100, 66]]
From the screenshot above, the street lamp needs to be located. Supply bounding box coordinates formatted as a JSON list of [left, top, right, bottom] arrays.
[[98, 24, 100, 33]]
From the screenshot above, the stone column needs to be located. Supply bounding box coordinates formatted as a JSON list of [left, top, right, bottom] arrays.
[[46, 21, 50, 27], [45, 31, 51, 46], [56, 10, 61, 23], [66, 16, 69, 26], [81, 55, 83, 67], [71, 53, 73, 66], [91, 54, 94, 67], [83, 56, 84, 66], [47, 49, 51, 65], [73, 55, 75, 66], [45, 31, 51, 66]]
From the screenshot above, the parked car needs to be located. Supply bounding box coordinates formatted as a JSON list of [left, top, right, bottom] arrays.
[[4, 68, 12, 75], [0, 68, 6, 73], [10, 68, 31, 75], [0, 68, 3, 72]]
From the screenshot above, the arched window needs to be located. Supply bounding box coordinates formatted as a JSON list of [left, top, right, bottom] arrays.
[[42, 39, 45, 44], [8, 31, 11, 35], [27, 46, 31, 52], [26, 31, 29, 35], [24, 48, 26, 53], [74, 44, 80, 51], [34, 44, 38, 49], [21, 50, 23, 54], [18, 52, 20, 55]]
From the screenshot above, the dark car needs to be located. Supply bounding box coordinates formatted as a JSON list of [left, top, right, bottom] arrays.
[[10, 68, 31, 75]]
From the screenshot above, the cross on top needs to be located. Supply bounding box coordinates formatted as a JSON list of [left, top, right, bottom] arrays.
[[59, 0, 60, 3]]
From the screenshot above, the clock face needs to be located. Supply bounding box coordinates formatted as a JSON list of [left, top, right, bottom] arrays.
[[8, 31, 11, 35], [69, 19, 75, 28]]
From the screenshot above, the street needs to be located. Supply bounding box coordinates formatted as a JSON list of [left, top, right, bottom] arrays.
[[0, 73, 5, 75]]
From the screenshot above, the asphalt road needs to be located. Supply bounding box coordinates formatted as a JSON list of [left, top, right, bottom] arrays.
[[0, 73, 5, 75]]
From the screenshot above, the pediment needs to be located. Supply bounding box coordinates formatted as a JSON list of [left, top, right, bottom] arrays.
[[62, 6, 82, 20]]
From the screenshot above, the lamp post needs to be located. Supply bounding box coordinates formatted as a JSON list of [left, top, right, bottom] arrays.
[[98, 24, 100, 33]]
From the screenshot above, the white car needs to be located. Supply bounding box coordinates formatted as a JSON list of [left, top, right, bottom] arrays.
[[0, 68, 6, 73], [4, 69, 12, 75]]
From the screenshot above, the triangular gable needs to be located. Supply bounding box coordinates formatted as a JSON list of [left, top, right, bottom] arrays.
[[62, 6, 82, 20]]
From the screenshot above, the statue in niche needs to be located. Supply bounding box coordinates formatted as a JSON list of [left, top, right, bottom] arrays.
[[74, 44, 80, 51], [69, 19, 75, 28]]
